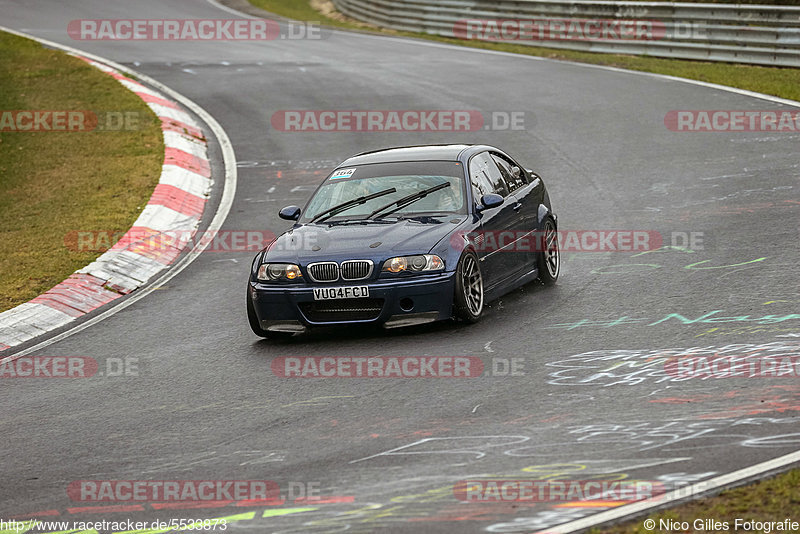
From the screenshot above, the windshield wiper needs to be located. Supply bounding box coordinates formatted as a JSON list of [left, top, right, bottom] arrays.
[[310, 187, 397, 224], [366, 182, 451, 220], [327, 218, 397, 226], [400, 213, 452, 222]]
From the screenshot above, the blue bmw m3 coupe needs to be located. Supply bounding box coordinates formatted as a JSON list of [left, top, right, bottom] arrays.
[[247, 144, 559, 338]]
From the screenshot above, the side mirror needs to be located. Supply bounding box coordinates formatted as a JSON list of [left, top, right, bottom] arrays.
[[476, 193, 504, 212], [279, 205, 301, 221]]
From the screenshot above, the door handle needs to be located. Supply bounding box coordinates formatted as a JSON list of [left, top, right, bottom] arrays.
[[513, 202, 523, 211]]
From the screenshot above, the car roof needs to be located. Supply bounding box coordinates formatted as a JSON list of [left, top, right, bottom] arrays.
[[340, 144, 475, 166]]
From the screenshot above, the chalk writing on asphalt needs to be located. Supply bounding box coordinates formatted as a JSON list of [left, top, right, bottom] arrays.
[[546, 342, 800, 387], [546, 310, 800, 330]]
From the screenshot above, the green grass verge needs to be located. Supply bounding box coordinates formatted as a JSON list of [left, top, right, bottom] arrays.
[[249, 0, 800, 102], [591, 468, 800, 533], [0, 31, 163, 313]]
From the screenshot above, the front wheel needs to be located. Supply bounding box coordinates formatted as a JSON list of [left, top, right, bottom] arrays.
[[453, 250, 484, 323], [536, 217, 560, 285]]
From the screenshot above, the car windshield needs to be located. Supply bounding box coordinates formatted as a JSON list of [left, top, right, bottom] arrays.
[[301, 161, 467, 223]]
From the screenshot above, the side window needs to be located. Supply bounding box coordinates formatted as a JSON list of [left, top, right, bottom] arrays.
[[491, 153, 527, 192], [484, 156, 510, 197], [469, 152, 496, 201], [469, 152, 510, 200]]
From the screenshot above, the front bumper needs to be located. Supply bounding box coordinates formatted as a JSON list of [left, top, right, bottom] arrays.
[[249, 272, 455, 330]]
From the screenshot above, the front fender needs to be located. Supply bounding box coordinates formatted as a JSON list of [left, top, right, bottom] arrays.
[[249, 251, 265, 282], [429, 220, 473, 273]]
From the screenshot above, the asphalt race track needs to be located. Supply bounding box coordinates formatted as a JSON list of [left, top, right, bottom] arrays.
[[2, 0, 799, 532]]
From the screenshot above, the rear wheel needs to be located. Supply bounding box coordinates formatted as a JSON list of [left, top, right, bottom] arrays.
[[247, 291, 294, 339], [453, 251, 484, 323], [536, 217, 560, 285]]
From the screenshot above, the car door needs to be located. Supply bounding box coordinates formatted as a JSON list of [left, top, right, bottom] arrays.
[[468, 151, 525, 288], [491, 152, 543, 267]]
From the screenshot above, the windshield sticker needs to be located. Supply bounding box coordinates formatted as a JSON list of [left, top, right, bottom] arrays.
[[330, 168, 356, 180]]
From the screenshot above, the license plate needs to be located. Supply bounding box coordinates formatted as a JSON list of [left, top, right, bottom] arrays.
[[313, 286, 369, 300]]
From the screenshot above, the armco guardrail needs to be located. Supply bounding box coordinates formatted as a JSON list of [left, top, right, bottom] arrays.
[[331, 0, 800, 67]]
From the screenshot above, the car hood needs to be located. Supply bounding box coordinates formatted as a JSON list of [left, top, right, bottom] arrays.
[[264, 217, 465, 263]]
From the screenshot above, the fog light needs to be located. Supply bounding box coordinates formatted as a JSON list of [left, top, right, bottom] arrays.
[[400, 298, 414, 311]]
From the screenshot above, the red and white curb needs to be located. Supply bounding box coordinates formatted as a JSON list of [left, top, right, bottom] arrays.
[[0, 55, 212, 351]]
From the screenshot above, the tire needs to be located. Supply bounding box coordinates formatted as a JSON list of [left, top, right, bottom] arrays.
[[536, 217, 560, 285], [453, 250, 484, 323], [247, 291, 294, 339]]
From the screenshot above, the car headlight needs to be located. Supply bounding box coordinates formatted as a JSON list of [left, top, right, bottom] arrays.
[[257, 263, 303, 281], [382, 254, 444, 273]]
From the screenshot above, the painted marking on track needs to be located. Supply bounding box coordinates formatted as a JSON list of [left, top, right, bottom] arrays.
[[66, 505, 144, 514], [350, 435, 531, 464], [7, 510, 60, 520], [261, 507, 318, 518], [282, 395, 355, 407], [294, 496, 355, 505], [554, 501, 625, 508]]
